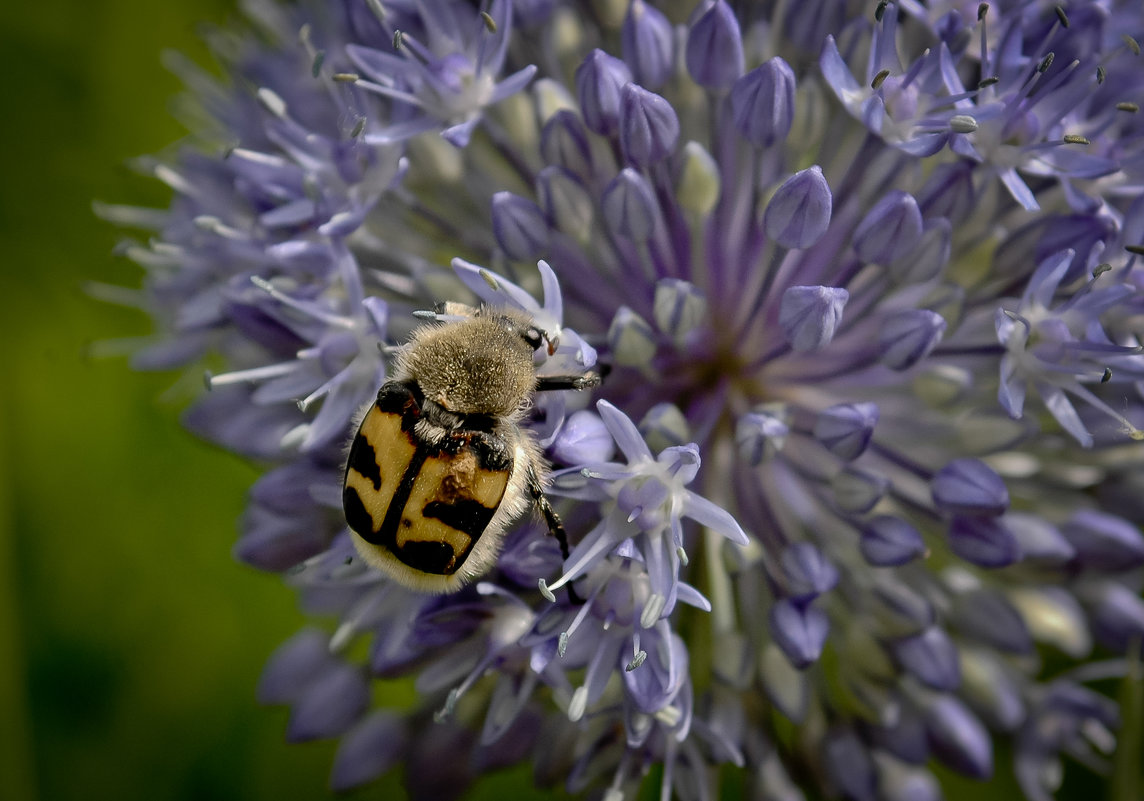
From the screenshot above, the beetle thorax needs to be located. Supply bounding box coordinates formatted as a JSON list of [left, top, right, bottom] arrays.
[[401, 317, 537, 417]]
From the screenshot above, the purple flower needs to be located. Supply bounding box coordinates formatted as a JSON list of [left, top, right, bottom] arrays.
[[101, 0, 1144, 798]]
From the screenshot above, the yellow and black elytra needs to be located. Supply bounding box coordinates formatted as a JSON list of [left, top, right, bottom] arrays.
[[342, 303, 600, 594]]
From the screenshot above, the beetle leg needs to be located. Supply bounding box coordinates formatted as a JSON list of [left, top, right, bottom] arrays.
[[527, 465, 584, 605], [535, 372, 602, 392]]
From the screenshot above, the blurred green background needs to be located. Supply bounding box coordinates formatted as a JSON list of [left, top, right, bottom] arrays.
[[0, 1, 1134, 800]]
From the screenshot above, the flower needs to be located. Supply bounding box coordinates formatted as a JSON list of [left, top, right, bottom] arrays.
[[101, 1, 1144, 799]]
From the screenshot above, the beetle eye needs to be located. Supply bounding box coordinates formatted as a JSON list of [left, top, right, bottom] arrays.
[[522, 327, 544, 350]]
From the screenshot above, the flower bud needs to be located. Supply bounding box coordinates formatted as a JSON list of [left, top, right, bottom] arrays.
[[736, 406, 789, 464], [925, 696, 993, 779], [1088, 581, 1144, 651], [831, 466, 888, 513], [619, 83, 680, 167], [948, 515, 1021, 568], [781, 542, 839, 601], [1061, 509, 1144, 571], [769, 599, 829, 669], [893, 626, 961, 691], [602, 168, 658, 241], [540, 110, 593, 176], [608, 305, 658, 366], [653, 279, 707, 347], [763, 166, 833, 249], [779, 285, 849, 351], [491, 192, 549, 260], [685, 0, 744, 89], [932, 458, 1010, 517], [621, 0, 674, 90], [878, 309, 947, 370], [537, 166, 594, 241], [853, 190, 923, 265], [860, 516, 926, 566], [551, 410, 615, 465], [950, 590, 1033, 654], [813, 401, 879, 460], [639, 403, 690, 452], [575, 49, 632, 135], [731, 58, 797, 147]]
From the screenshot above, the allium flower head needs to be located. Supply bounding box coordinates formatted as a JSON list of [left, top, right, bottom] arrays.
[[101, 0, 1144, 799]]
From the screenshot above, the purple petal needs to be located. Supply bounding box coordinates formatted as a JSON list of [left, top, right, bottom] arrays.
[[286, 662, 369, 742], [330, 712, 406, 791]]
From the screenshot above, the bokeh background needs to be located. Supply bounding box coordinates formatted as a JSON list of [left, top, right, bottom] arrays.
[[0, 1, 1135, 800]]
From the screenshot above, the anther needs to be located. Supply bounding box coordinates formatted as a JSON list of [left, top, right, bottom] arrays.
[[1038, 52, 1055, 73], [257, 87, 288, 118], [1063, 134, 1090, 145], [558, 631, 570, 658], [365, 0, 386, 23], [538, 578, 556, 602], [433, 688, 460, 723], [625, 651, 648, 671], [1102, 368, 1113, 383], [1126, 244, 1144, 256], [1117, 102, 1139, 113], [874, 0, 888, 22], [1054, 6, 1069, 28], [977, 76, 999, 88], [1097, 66, 1107, 84], [333, 72, 361, 82], [640, 594, 666, 628], [479, 268, 500, 290], [311, 51, 325, 78], [977, 3, 989, 21], [350, 117, 367, 138], [1123, 35, 1141, 56], [949, 115, 978, 133], [871, 69, 890, 90], [1092, 263, 1112, 278], [568, 686, 588, 721], [393, 30, 404, 50], [480, 11, 496, 33]]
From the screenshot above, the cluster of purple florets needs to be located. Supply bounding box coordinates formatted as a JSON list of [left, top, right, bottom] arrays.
[[101, 1, 1144, 799]]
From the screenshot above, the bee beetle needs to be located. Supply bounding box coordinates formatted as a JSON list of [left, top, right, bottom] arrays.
[[342, 303, 600, 594]]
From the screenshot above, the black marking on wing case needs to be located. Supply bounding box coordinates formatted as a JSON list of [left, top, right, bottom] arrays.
[[347, 434, 382, 491], [376, 448, 430, 548], [423, 499, 498, 539], [343, 486, 375, 540], [398, 540, 457, 574]]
